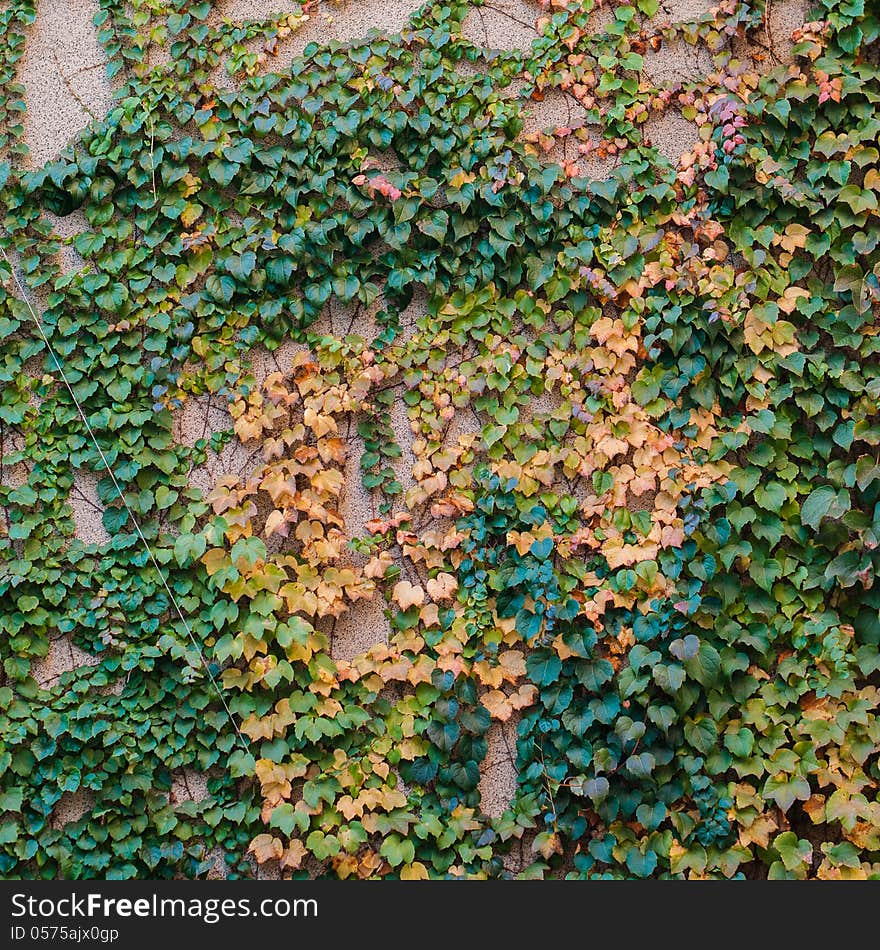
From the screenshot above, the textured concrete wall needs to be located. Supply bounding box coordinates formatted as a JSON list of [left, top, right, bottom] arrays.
[[20, 0, 113, 167], [8, 0, 807, 858]]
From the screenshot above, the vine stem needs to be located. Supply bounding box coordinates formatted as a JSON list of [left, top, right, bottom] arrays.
[[763, 0, 779, 63], [51, 50, 98, 122], [534, 738, 560, 834], [146, 103, 157, 205]]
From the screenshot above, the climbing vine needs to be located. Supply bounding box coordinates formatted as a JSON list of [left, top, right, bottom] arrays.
[[1, 0, 879, 879]]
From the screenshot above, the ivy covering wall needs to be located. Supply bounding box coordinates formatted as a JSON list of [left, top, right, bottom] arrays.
[[1, 0, 879, 880]]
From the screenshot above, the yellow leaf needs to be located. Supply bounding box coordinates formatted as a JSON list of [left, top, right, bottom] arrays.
[[589, 316, 618, 344], [743, 312, 767, 355], [449, 170, 476, 188], [802, 795, 826, 825], [180, 202, 203, 228], [552, 633, 574, 660], [507, 530, 535, 556], [498, 651, 526, 677], [337, 795, 361, 821], [398, 737, 429, 759], [473, 661, 503, 687], [303, 406, 337, 437], [400, 862, 429, 880], [509, 683, 538, 710], [332, 854, 360, 879], [261, 470, 297, 505], [311, 468, 344, 496], [737, 813, 777, 849], [201, 548, 228, 576], [777, 286, 809, 314], [234, 415, 265, 442], [406, 654, 435, 685]]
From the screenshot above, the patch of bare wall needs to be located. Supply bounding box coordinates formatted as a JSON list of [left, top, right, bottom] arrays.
[[20, 0, 112, 166]]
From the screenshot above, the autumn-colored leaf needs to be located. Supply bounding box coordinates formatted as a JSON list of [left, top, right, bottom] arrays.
[[426, 572, 457, 602], [248, 834, 283, 864], [392, 580, 424, 610]]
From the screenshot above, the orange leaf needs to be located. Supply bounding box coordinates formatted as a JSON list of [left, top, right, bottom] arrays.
[[364, 551, 393, 578], [392, 580, 425, 610], [483, 690, 513, 721], [280, 839, 307, 870], [248, 834, 283, 863], [509, 684, 538, 710], [426, 572, 458, 602]]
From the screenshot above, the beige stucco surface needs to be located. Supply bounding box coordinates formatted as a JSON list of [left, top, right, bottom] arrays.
[[7, 0, 805, 865], [218, 0, 424, 51], [20, 0, 113, 167]]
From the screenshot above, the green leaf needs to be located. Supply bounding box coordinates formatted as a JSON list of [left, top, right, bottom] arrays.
[[825, 550, 863, 587], [683, 643, 721, 687], [228, 750, 256, 778], [763, 774, 811, 813], [207, 159, 239, 187], [625, 847, 657, 877], [625, 752, 656, 779], [526, 652, 562, 686], [801, 485, 851, 528], [749, 557, 782, 592], [306, 831, 340, 860], [647, 704, 675, 731], [636, 801, 666, 830], [0, 788, 24, 812], [683, 715, 717, 754], [724, 728, 754, 758], [73, 231, 106, 256], [755, 481, 787, 510], [574, 658, 613, 691], [417, 210, 449, 242], [801, 486, 835, 528], [96, 283, 128, 312], [426, 719, 460, 751], [205, 274, 236, 303], [459, 706, 491, 734], [774, 831, 812, 871], [570, 775, 609, 802], [173, 532, 207, 567], [446, 760, 480, 790], [653, 663, 685, 694], [269, 803, 308, 836], [380, 834, 415, 868]]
